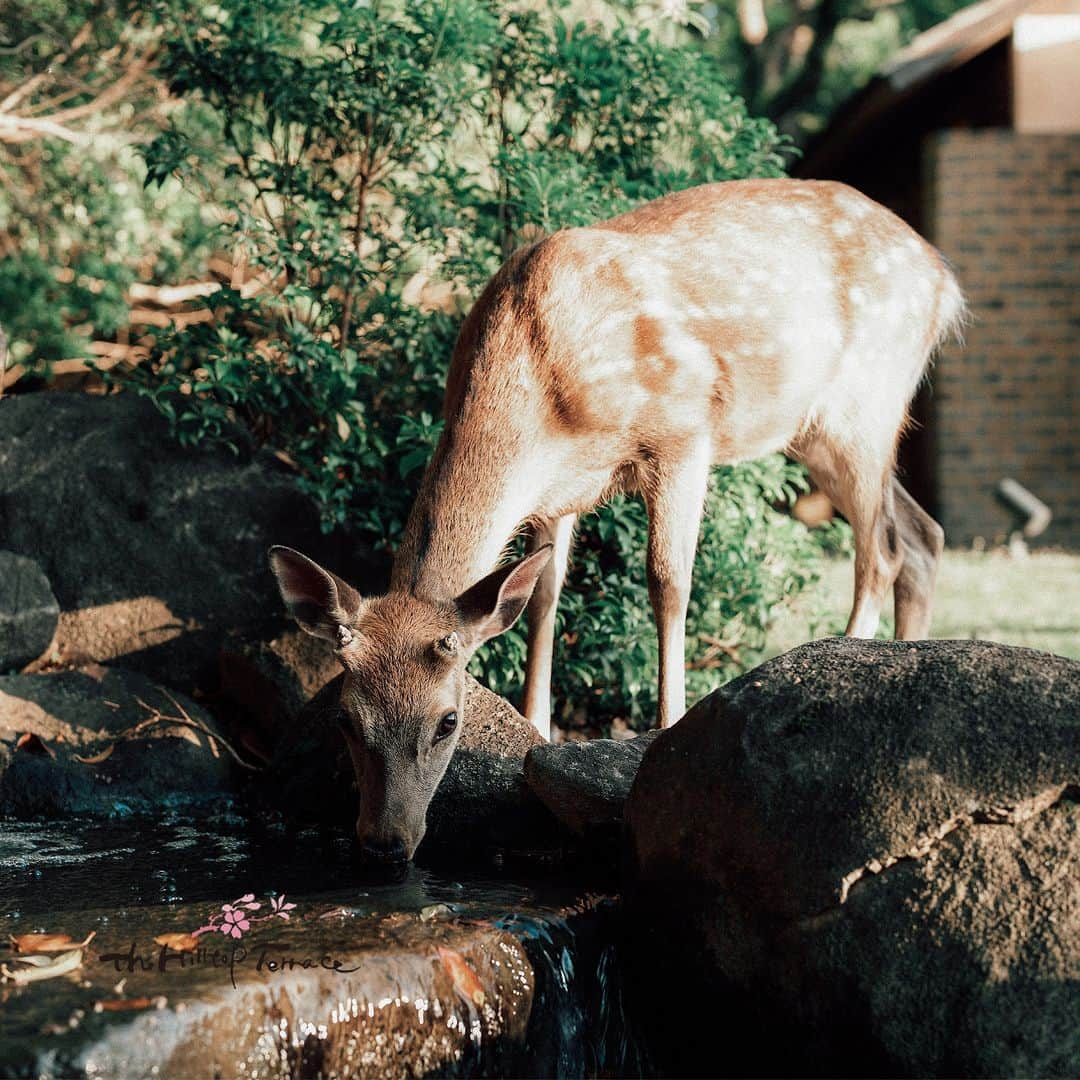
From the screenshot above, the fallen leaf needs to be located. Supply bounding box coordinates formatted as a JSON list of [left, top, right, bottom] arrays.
[[94, 996, 163, 1012], [74, 745, 115, 765], [154, 933, 198, 953], [318, 907, 354, 920], [11, 931, 95, 954], [1, 948, 83, 984], [15, 733, 55, 758], [437, 946, 486, 1008], [10, 953, 63, 968]]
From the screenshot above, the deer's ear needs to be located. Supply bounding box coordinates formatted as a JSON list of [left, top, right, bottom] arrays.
[[268, 546, 364, 646], [455, 546, 552, 651]]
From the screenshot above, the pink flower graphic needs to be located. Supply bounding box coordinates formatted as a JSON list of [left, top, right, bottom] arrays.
[[221, 908, 250, 938], [192, 892, 297, 940], [270, 895, 297, 920]]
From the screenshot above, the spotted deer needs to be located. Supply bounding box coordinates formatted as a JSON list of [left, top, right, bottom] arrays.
[[270, 179, 964, 862]]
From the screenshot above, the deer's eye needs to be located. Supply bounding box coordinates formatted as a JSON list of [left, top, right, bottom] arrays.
[[434, 711, 458, 743]]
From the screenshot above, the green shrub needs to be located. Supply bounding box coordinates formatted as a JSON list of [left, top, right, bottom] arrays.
[[131, 0, 847, 726]]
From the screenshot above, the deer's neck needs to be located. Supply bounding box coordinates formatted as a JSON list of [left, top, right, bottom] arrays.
[[391, 424, 532, 600]]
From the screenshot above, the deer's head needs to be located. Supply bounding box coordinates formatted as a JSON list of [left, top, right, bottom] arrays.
[[268, 545, 551, 864]]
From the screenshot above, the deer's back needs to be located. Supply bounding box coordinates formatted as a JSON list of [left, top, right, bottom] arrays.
[[444, 180, 960, 503]]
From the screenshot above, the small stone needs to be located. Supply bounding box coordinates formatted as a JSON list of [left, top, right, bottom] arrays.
[[524, 731, 660, 834], [0, 552, 59, 671], [419, 904, 452, 923]]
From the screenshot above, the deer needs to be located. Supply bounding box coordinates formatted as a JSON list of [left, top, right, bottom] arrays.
[[269, 179, 965, 863]]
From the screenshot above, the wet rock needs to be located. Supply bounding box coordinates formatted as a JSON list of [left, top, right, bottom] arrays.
[[0, 391, 382, 693], [264, 672, 559, 859], [0, 665, 237, 816], [523, 731, 660, 834], [0, 551, 59, 670], [624, 638, 1080, 1078], [0, 856, 634, 1080], [0, 893, 535, 1078]]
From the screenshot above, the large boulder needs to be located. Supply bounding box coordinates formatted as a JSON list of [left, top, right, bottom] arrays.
[[0, 665, 238, 816], [624, 638, 1080, 1078], [0, 551, 58, 670], [264, 672, 561, 860], [0, 391, 380, 692]]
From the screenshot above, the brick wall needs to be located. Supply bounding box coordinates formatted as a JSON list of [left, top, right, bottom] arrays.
[[925, 130, 1079, 548]]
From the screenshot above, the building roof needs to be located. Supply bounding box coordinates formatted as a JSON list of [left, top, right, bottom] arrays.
[[798, 0, 1038, 175]]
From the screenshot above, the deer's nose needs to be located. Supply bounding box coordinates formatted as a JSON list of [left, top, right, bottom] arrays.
[[359, 837, 408, 864]]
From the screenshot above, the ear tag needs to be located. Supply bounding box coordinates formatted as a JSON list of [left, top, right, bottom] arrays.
[[337, 625, 355, 649]]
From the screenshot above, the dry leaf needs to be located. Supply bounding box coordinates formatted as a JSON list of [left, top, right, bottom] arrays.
[[1, 948, 83, 984], [11, 931, 95, 954], [11, 953, 63, 968], [15, 733, 55, 758], [335, 413, 350, 441], [437, 946, 486, 1008], [74, 745, 115, 765], [94, 996, 162, 1012], [154, 933, 198, 953]]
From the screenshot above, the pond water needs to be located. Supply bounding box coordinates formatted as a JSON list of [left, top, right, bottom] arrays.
[[0, 814, 651, 1078]]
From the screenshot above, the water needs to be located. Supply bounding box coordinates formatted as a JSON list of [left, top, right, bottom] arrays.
[[0, 815, 649, 1077]]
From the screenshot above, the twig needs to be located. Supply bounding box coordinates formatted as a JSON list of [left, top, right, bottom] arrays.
[[79, 694, 263, 772]]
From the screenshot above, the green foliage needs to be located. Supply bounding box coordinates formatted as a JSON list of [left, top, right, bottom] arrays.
[[0, 1, 213, 369], [703, 0, 978, 146], [128, 0, 844, 725]]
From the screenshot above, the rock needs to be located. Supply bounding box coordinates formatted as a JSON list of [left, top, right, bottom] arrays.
[[0, 665, 238, 816], [459, 676, 545, 758], [0, 551, 59, 670], [524, 731, 660, 834], [264, 672, 560, 859], [0, 391, 383, 693], [624, 638, 1080, 1078], [215, 628, 341, 763], [0, 853, 630, 1080]]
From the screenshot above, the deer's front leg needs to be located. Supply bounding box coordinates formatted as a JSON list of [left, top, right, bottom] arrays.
[[522, 514, 576, 739], [644, 442, 711, 728]]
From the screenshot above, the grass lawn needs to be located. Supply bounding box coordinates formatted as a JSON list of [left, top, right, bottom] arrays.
[[766, 549, 1080, 661]]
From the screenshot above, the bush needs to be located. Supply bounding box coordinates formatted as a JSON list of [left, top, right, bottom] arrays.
[[131, 0, 846, 727]]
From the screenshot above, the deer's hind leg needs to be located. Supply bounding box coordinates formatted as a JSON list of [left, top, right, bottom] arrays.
[[794, 434, 905, 641], [890, 479, 944, 639], [522, 513, 576, 738]]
